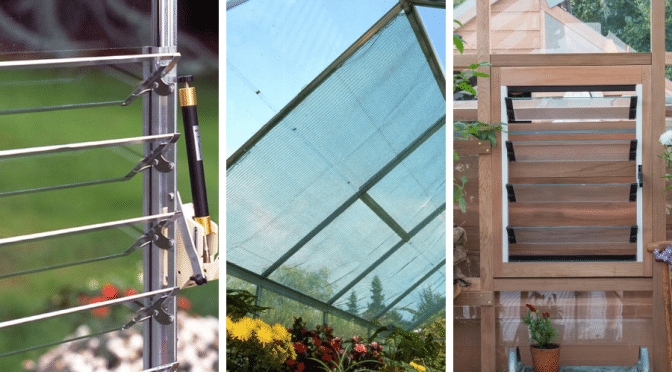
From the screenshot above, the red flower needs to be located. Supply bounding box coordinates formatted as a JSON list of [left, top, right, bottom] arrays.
[[329, 337, 342, 350], [101, 284, 119, 300], [370, 341, 382, 351], [353, 343, 367, 353], [313, 336, 321, 346], [286, 359, 296, 366], [543, 312, 550, 318], [351, 336, 359, 342], [89, 296, 110, 318], [124, 288, 138, 297], [297, 362, 305, 371], [526, 304, 537, 312], [324, 325, 332, 332], [177, 296, 192, 311], [294, 342, 307, 353], [321, 354, 332, 362]]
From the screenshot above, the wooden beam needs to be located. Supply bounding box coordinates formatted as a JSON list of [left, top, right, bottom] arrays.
[[501, 66, 642, 86], [453, 138, 493, 155], [642, 65, 654, 277], [454, 54, 478, 69], [453, 291, 494, 307], [500, 262, 644, 277], [453, 100, 478, 121], [494, 277, 653, 292], [492, 53, 652, 67]]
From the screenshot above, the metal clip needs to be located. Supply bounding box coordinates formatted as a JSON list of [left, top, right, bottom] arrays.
[[121, 55, 180, 106], [122, 287, 178, 330]]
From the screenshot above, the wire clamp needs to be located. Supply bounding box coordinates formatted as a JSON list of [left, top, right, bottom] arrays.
[[122, 287, 179, 330]]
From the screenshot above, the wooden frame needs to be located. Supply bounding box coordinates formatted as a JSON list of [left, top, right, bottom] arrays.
[[453, 0, 670, 370]]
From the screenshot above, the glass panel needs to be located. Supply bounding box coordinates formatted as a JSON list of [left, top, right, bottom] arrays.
[[0, 213, 176, 280], [0, 1, 152, 54], [453, 0, 477, 55], [0, 135, 178, 197], [509, 183, 636, 202], [369, 127, 446, 231], [0, 61, 152, 115], [486, 0, 650, 54], [497, 291, 652, 369], [226, 0, 399, 156], [268, 200, 399, 302], [507, 140, 634, 162], [417, 6, 446, 69], [258, 290, 323, 331], [508, 96, 635, 121]]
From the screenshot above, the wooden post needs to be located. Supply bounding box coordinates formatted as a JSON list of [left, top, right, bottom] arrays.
[[651, 0, 668, 369], [476, 0, 495, 370]]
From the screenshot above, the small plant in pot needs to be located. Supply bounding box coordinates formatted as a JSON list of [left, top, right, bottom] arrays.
[[522, 304, 560, 372]]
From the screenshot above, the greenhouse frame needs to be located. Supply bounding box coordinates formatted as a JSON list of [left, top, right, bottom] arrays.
[[226, 0, 447, 341]]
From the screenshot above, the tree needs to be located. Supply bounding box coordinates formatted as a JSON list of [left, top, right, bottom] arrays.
[[346, 290, 358, 314], [413, 287, 446, 323], [367, 275, 386, 316]]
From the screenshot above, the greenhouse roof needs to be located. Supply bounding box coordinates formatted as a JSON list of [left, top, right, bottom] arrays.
[[226, 1, 446, 330]]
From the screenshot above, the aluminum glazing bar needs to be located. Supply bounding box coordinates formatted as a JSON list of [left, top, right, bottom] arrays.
[[227, 262, 380, 330], [327, 203, 446, 305], [373, 258, 446, 319], [0, 287, 177, 330], [226, 2, 404, 169], [0, 213, 179, 280], [402, 0, 446, 99], [0, 212, 176, 247], [404, 299, 446, 331], [411, 0, 446, 8], [0, 52, 180, 70], [260, 115, 446, 279], [359, 192, 410, 241]]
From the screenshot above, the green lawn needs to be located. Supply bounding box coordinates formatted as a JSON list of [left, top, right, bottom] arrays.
[[0, 68, 219, 369]]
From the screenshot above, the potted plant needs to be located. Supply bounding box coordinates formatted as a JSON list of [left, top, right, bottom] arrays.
[[522, 304, 560, 372]]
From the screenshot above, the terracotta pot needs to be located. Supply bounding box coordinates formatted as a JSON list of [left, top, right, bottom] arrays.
[[530, 344, 560, 372]]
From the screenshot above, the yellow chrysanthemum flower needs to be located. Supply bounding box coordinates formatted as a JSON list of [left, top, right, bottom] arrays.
[[230, 317, 255, 341], [226, 316, 233, 333], [409, 361, 426, 372], [272, 323, 289, 340], [255, 323, 274, 344]]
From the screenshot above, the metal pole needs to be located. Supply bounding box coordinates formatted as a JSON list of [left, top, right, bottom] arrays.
[[144, 0, 178, 368]]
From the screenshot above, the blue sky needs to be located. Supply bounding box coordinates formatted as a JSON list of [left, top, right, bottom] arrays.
[[225, 1, 446, 157]]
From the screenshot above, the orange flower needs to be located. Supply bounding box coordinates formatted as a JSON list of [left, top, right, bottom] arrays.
[[526, 304, 537, 312], [89, 296, 110, 318], [177, 296, 192, 311], [124, 288, 138, 297], [101, 284, 119, 300]]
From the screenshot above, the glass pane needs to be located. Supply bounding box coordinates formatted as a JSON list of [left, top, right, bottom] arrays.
[[0, 63, 144, 115], [485, 0, 650, 54], [0, 1, 152, 54], [0, 135, 177, 197], [497, 291, 652, 369]]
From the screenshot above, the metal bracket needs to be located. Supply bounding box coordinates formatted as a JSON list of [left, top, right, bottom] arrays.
[[628, 96, 638, 120], [127, 134, 180, 176], [629, 183, 638, 202], [506, 184, 516, 202], [124, 213, 180, 254], [122, 287, 179, 330], [638, 165, 643, 187], [629, 140, 637, 161], [506, 227, 516, 244], [176, 193, 208, 285], [505, 97, 516, 123], [121, 54, 181, 106], [506, 141, 516, 162], [630, 226, 638, 244]]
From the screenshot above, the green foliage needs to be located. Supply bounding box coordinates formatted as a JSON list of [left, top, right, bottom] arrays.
[[347, 291, 359, 314], [226, 289, 271, 321], [367, 275, 386, 316], [522, 304, 559, 348], [453, 176, 468, 213], [453, 20, 464, 54]]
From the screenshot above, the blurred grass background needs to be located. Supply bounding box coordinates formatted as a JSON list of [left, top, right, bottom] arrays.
[[0, 67, 218, 369]]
